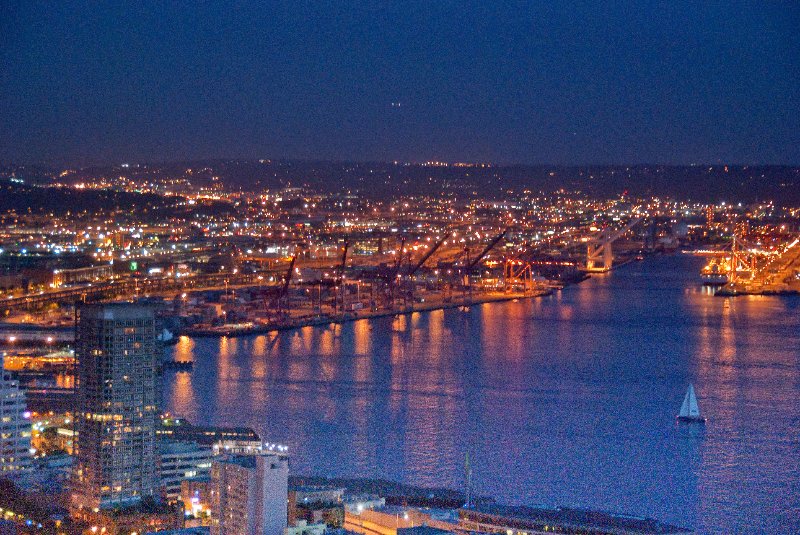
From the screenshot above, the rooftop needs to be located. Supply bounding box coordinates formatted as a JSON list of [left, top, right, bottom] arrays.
[[398, 527, 455, 535], [462, 505, 693, 535], [78, 302, 155, 320]]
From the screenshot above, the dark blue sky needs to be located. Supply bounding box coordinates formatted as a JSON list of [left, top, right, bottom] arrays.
[[1, 1, 798, 165]]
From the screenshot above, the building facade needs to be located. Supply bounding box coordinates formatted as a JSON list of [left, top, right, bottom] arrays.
[[71, 303, 160, 510], [285, 520, 326, 535], [160, 440, 214, 501], [288, 486, 345, 528], [0, 357, 32, 473], [210, 453, 289, 535]]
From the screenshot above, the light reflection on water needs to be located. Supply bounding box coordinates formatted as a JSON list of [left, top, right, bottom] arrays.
[[164, 256, 800, 533]]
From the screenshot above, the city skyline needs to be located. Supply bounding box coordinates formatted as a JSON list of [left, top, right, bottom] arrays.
[[1, 3, 799, 534], [1, 161, 799, 533]]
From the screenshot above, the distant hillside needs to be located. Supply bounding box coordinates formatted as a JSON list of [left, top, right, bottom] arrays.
[[0, 181, 235, 218], [0, 181, 175, 216], [2, 161, 800, 204], [93, 161, 800, 204]]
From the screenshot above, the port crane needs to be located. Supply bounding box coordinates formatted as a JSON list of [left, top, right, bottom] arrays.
[[586, 217, 642, 272], [273, 247, 302, 318], [746, 235, 800, 286], [382, 237, 407, 309], [402, 232, 451, 307], [464, 228, 508, 274], [504, 259, 535, 292], [501, 228, 582, 290], [725, 233, 758, 284], [392, 237, 407, 275], [461, 228, 508, 300], [335, 238, 350, 314], [407, 233, 451, 278], [719, 232, 800, 293]]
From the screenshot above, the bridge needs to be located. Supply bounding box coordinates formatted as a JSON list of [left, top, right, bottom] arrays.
[[585, 217, 643, 272]]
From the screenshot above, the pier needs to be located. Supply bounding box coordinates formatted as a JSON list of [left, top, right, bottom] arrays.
[[708, 234, 800, 295]]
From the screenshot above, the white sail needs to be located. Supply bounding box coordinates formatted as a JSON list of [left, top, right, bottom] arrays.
[[680, 383, 701, 418]]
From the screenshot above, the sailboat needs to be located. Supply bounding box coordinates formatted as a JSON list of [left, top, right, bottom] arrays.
[[677, 383, 706, 423]]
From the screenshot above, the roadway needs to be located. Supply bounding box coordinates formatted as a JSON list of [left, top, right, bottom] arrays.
[[1, 270, 286, 313]]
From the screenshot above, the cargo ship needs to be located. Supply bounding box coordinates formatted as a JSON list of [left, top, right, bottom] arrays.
[[700, 262, 728, 286]]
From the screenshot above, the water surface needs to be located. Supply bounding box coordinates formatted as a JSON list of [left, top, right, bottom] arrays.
[[165, 255, 800, 534]]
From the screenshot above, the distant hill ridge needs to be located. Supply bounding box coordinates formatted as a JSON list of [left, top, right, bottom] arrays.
[[1, 161, 798, 204]]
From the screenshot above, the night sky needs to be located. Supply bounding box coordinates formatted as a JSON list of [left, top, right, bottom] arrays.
[[2, 1, 798, 165]]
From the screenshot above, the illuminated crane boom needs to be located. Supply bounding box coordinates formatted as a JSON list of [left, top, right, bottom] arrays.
[[275, 244, 306, 315], [280, 254, 297, 298], [466, 228, 508, 273], [338, 238, 350, 280], [389, 237, 407, 281], [336, 238, 350, 313], [408, 233, 451, 277]]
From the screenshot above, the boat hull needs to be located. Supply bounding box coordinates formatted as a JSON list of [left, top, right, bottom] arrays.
[[676, 416, 706, 424], [701, 274, 728, 286]]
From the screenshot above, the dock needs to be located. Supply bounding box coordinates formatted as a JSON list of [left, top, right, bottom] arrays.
[[184, 289, 553, 338]]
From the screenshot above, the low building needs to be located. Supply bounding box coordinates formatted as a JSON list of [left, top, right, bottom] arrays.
[[145, 527, 210, 535], [344, 506, 458, 535], [52, 264, 113, 288], [158, 420, 261, 447], [160, 440, 214, 501], [342, 494, 385, 514], [77, 499, 185, 535], [459, 505, 694, 535], [0, 357, 32, 473], [289, 486, 345, 527], [398, 528, 456, 535], [285, 520, 326, 535], [212, 439, 266, 456], [290, 486, 344, 505], [53, 426, 75, 455], [210, 453, 289, 535], [158, 419, 266, 456], [16, 453, 72, 494], [157, 419, 281, 506]]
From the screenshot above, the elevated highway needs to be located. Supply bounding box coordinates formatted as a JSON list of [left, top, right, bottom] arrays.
[[1, 270, 285, 313]]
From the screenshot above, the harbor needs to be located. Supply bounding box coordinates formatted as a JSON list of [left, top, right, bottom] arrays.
[[183, 288, 554, 338], [2, 5, 799, 532], [162, 255, 800, 533], [695, 234, 800, 296]]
